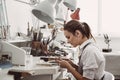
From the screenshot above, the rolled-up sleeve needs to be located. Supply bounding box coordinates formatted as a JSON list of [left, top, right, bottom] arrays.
[[82, 50, 98, 79], [83, 69, 96, 79]]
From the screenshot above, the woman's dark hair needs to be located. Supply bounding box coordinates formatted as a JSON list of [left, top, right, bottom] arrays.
[[64, 20, 95, 40]]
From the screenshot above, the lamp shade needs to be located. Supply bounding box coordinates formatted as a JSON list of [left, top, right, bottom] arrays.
[[32, 0, 56, 24], [63, 0, 77, 11], [70, 8, 80, 20]]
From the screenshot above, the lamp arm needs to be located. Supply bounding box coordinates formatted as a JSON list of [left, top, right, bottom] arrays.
[[15, 0, 38, 5]]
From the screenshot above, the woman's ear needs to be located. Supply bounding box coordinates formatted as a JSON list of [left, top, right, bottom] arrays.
[[75, 30, 80, 37]]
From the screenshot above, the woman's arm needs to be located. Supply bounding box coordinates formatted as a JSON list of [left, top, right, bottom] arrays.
[[67, 65, 90, 80], [67, 59, 79, 70], [56, 60, 90, 80]]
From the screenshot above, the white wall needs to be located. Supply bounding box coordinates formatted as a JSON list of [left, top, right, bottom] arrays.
[[5, 0, 49, 38], [5, 0, 33, 38]]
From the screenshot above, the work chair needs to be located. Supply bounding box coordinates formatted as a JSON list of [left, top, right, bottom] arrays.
[[103, 71, 115, 80]]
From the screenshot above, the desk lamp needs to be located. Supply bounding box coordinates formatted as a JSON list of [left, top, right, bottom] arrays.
[[32, 0, 77, 24], [32, 0, 57, 24], [63, 0, 77, 11]]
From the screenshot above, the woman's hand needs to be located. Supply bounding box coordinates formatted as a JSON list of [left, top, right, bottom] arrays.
[[55, 57, 77, 68], [64, 58, 74, 65], [56, 59, 72, 69]]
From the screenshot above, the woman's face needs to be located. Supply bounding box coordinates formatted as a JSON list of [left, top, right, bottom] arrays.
[[64, 30, 83, 47]]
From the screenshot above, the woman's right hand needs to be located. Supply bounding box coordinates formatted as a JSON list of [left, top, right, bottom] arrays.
[[56, 59, 72, 69], [62, 58, 75, 67], [60, 58, 78, 70]]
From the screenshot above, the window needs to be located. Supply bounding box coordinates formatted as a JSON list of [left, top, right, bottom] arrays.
[[102, 0, 120, 37], [76, 0, 120, 37]]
